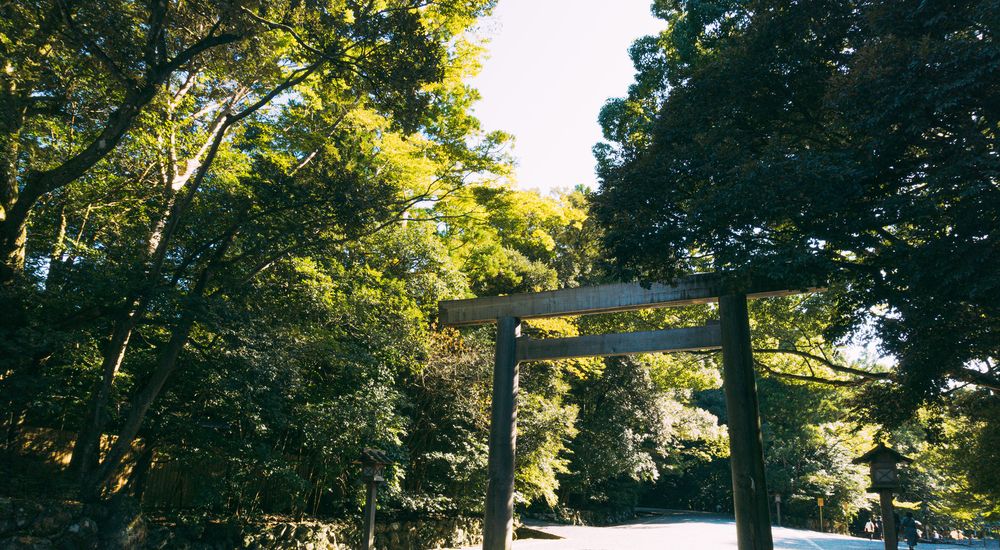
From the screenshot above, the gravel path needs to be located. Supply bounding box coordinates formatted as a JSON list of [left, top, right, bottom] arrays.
[[462, 512, 999, 550]]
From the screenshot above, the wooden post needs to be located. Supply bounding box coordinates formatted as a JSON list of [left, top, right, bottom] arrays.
[[720, 294, 773, 550], [775, 494, 782, 527], [879, 490, 898, 550], [361, 479, 377, 550], [483, 316, 521, 550]]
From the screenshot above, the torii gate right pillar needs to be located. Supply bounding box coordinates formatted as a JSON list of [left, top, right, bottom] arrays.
[[720, 293, 773, 549]]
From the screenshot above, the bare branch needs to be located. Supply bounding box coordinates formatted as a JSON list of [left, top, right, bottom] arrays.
[[754, 348, 891, 380], [948, 367, 1000, 392], [755, 360, 867, 387]]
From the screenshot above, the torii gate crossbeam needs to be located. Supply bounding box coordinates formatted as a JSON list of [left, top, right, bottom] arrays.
[[439, 273, 804, 550]]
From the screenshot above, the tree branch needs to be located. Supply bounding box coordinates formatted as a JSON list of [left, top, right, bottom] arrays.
[[948, 367, 1000, 392], [754, 359, 869, 387], [754, 348, 891, 380], [56, 0, 134, 88]]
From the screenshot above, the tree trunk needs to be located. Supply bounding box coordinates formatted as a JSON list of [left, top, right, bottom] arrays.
[[94, 493, 148, 550], [4, 405, 27, 452], [123, 439, 155, 501], [0, 97, 25, 281], [44, 205, 68, 288], [82, 312, 195, 501], [81, 247, 227, 501], [70, 308, 140, 477], [69, 117, 230, 479]]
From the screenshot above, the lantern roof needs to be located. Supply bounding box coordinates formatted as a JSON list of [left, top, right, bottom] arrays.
[[853, 443, 912, 465], [360, 448, 392, 466]]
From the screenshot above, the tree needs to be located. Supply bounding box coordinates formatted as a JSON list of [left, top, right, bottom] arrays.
[[892, 391, 1000, 523], [557, 354, 727, 513], [0, 0, 244, 279], [1, 0, 505, 505], [592, 0, 1000, 415], [755, 376, 869, 526]]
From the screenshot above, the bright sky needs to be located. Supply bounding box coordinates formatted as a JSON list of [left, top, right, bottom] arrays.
[[469, 0, 666, 194]]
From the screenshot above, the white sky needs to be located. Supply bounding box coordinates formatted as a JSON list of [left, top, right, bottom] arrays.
[[469, 0, 666, 194]]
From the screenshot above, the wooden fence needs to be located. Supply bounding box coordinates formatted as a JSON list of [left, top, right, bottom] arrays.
[[13, 427, 321, 512]]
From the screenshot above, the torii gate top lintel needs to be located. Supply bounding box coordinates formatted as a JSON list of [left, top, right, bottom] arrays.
[[438, 272, 801, 327]]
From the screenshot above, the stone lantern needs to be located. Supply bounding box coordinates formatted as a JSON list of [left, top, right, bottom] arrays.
[[854, 444, 912, 550], [359, 448, 391, 550]]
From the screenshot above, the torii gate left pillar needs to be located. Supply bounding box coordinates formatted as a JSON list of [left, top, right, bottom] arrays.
[[440, 273, 797, 550], [482, 316, 520, 550]]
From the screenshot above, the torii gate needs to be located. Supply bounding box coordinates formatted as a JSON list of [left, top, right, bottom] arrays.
[[439, 272, 805, 550]]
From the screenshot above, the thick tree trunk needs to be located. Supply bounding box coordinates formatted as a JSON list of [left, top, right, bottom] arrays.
[[93, 493, 148, 550], [0, 218, 26, 281], [0, 97, 25, 281], [124, 439, 155, 501]]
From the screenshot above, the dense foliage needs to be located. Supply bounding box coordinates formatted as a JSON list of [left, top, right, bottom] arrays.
[[592, 0, 1000, 406]]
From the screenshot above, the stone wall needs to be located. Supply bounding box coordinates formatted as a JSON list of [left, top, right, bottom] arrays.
[[239, 520, 353, 549], [528, 507, 635, 526], [371, 517, 482, 550], [0, 497, 482, 550], [0, 497, 101, 549]]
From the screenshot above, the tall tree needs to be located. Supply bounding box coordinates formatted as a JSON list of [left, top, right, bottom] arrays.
[[1, 0, 504, 503], [592, 0, 1000, 413], [0, 0, 245, 279]]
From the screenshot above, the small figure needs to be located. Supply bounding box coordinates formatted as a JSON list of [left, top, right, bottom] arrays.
[[900, 512, 919, 549], [864, 517, 876, 540]]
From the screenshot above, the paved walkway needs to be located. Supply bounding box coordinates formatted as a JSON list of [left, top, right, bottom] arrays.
[[465, 513, 998, 550]]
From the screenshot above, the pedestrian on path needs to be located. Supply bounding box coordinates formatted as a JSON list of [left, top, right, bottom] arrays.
[[900, 512, 919, 549], [864, 517, 876, 540]]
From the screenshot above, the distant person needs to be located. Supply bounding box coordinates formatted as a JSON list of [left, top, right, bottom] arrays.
[[900, 512, 919, 549], [864, 517, 876, 540]]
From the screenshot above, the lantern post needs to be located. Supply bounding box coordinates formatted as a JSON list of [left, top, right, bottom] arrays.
[[854, 444, 912, 550], [359, 448, 391, 550]]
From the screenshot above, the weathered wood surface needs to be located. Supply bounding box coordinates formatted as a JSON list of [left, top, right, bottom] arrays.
[[516, 325, 722, 362], [439, 273, 801, 326], [878, 490, 899, 550], [719, 294, 774, 550], [483, 317, 520, 550]]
